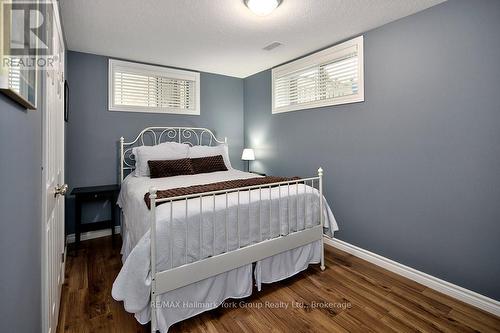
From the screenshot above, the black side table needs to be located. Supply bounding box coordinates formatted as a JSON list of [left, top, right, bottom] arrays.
[[71, 184, 120, 247]]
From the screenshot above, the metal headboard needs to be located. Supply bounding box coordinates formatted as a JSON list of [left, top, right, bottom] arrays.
[[119, 127, 227, 182]]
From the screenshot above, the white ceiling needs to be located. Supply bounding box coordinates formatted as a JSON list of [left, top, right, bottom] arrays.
[[60, 0, 445, 78]]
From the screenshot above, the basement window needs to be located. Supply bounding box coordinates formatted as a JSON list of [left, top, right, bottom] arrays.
[[108, 59, 200, 115], [272, 36, 364, 114]]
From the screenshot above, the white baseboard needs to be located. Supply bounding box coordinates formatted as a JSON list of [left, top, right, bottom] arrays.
[[66, 226, 121, 244], [324, 237, 500, 317]]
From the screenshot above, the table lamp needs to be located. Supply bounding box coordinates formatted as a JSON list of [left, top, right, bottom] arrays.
[[241, 148, 255, 172]]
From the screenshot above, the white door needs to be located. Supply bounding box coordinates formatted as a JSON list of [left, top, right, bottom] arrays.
[[41, 3, 66, 333]]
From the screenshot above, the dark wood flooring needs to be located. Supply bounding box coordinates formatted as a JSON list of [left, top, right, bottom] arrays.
[[57, 236, 500, 332]]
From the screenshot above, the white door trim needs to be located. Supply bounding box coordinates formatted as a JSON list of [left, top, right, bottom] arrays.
[[324, 237, 500, 317]]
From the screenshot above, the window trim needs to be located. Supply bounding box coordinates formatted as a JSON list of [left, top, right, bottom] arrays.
[[272, 35, 364, 114], [108, 59, 201, 115]]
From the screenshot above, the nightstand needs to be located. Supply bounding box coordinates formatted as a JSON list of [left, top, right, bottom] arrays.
[[71, 184, 120, 247]]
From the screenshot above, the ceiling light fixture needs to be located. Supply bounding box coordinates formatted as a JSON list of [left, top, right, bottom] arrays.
[[244, 0, 282, 16]]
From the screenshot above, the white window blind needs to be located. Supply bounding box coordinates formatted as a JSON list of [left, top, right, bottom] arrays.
[[272, 36, 364, 113], [8, 66, 21, 93], [108, 59, 200, 115]]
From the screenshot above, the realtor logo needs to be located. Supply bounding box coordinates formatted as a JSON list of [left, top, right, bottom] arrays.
[[1, 0, 55, 69]]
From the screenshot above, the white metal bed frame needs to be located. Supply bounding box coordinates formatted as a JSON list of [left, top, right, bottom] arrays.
[[119, 127, 325, 332]]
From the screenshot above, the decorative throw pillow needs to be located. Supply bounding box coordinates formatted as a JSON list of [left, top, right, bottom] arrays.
[[148, 158, 195, 178], [190, 155, 228, 174]]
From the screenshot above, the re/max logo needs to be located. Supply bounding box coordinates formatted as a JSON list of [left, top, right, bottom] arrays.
[[151, 300, 219, 309], [152, 301, 181, 308]]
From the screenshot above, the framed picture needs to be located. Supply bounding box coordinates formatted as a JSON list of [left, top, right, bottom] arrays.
[[64, 80, 69, 122], [0, 1, 40, 110]]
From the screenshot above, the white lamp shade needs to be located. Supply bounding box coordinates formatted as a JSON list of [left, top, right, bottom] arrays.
[[241, 148, 255, 161]]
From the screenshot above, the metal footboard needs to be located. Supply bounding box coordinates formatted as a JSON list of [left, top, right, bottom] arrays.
[[148, 168, 326, 332]]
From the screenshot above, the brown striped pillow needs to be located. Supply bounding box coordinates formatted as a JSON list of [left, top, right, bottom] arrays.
[[148, 158, 195, 178], [190, 155, 228, 174]]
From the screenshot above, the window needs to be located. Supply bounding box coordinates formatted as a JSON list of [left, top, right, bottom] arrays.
[[108, 59, 200, 115], [272, 36, 364, 114], [8, 62, 21, 93]]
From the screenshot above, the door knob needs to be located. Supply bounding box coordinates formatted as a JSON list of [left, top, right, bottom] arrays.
[[54, 184, 68, 197]]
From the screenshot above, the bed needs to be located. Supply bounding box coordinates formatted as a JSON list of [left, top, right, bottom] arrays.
[[111, 127, 338, 332]]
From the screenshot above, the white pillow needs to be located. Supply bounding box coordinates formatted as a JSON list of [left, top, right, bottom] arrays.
[[188, 144, 232, 169], [133, 142, 189, 177]]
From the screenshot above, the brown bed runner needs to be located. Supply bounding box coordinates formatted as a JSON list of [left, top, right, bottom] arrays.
[[144, 176, 301, 209]]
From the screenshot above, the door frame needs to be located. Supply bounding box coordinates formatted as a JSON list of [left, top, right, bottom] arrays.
[[41, 1, 66, 332]]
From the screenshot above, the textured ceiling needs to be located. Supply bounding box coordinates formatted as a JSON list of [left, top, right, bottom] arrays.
[[60, 0, 445, 78]]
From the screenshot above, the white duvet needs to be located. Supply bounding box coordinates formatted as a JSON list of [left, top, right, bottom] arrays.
[[112, 169, 338, 331]]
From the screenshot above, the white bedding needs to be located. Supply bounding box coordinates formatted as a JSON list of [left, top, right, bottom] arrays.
[[112, 169, 338, 331]]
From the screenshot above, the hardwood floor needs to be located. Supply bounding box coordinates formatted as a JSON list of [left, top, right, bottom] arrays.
[[57, 236, 500, 332]]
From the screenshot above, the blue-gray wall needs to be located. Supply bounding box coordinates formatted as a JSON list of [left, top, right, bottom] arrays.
[[0, 93, 42, 330], [65, 51, 245, 233], [244, 0, 500, 300]]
